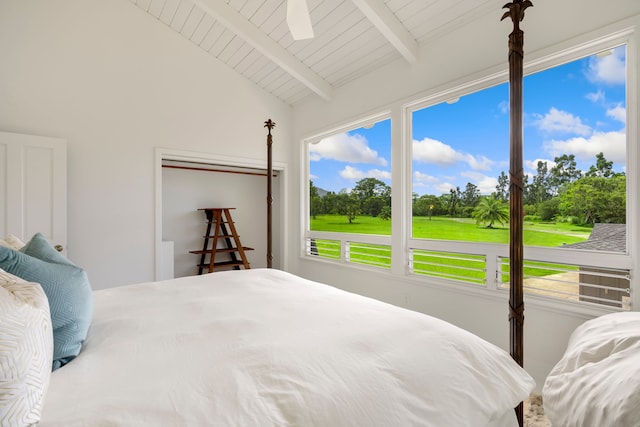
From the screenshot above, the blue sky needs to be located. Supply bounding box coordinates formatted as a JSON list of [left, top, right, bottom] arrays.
[[310, 45, 626, 196]]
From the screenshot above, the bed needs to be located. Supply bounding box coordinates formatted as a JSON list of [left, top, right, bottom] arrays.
[[1, 235, 535, 425], [1, 234, 535, 426], [1, 233, 535, 426], [31, 267, 533, 427]]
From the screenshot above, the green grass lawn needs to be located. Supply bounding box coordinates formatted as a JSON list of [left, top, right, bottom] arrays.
[[310, 214, 592, 281], [310, 214, 592, 246]]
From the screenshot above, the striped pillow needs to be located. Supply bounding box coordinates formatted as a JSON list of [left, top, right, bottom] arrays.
[[0, 268, 53, 426]]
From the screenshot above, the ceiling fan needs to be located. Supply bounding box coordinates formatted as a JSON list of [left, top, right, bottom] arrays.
[[287, 0, 314, 40]]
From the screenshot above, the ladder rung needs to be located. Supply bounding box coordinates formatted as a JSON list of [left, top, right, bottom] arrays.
[[190, 246, 254, 255], [197, 260, 248, 268]]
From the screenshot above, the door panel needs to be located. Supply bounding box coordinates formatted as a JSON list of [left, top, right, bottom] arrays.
[[0, 131, 67, 251]]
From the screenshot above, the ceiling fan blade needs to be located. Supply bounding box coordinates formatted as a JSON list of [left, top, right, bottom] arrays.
[[287, 0, 314, 40]]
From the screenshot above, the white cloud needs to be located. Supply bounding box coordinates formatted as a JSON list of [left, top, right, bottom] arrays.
[[498, 100, 509, 114], [413, 182, 429, 190], [414, 171, 439, 183], [533, 107, 591, 136], [413, 171, 445, 193], [310, 133, 387, 166], [460, 171, 499, 194], [587, 47, 626, 85], [413, 137, 495, 171], [413, 137, 460, 166], [585, 89, 605, 104], [606, 104, 626, 124], [435, 182, 456, 194], [525, 158, 556, 175], [463, 154, 494, 171], [339, 165, 391, 180], [544, 130, 626, 163], [413, 171, 455, 194]]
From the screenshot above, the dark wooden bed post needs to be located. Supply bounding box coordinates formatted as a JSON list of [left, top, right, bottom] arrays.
[[264, 119, 275, 268], [502, 1, 532, 426]]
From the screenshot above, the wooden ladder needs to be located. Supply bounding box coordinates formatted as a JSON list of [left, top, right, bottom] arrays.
[[189, 208, 253, 274]]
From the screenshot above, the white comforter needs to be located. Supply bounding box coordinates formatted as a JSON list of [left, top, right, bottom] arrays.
[[543, 311, 640, 427], [41, 268, 533, 426]]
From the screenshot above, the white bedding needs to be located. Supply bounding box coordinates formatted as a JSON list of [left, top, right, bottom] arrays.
[[543, 311, 640, 427], [41, 268, 533, 426]]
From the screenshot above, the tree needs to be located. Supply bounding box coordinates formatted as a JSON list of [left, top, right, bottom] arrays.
[[321, 192, 340, 215], [412, 192, 419, 205], [351, 177, 391, 217], [448, 187, 461, 217], [549, 154, 581, 195], [413, 194, 443, 217], [352, 178, 390, 201], [495, 171, 509, 202], [539, 197, 560, 221], [472, 195, 510, 228], [558, 175, 626, 224], [363, 196, 386, 217], [462, 182, 480, 211], [521, 174, 531, 205], [343, 195, 361, 224], [439, 193, 451, 216], [334, 191, 361, 224], [526, 161, 551, 205], [585, 152, 616, 178], [378, 205, 391, 220], [309, 181, 323, 219]]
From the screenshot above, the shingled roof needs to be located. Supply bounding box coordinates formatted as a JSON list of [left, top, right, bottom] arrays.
[[563, 223, 626, 252]]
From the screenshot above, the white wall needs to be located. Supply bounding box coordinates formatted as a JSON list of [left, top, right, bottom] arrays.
[[289, 0, 640, 390], [0, 0, 292, 289]]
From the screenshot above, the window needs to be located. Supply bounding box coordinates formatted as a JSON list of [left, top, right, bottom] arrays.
[[406, 45, 631, 308], [302, 37, 634, 311], [305, 117, 392, 268], [411, 46, 627, 249], [411, 83, 510, 243]]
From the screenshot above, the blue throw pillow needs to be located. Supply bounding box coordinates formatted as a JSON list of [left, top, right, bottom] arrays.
[[20, 232, 72, 267], [1, 237, 92, 370]]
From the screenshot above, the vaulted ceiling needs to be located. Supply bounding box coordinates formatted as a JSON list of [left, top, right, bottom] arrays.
[[129, 0, 499, 105]]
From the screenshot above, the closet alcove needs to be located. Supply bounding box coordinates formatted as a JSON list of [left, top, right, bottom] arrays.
[[155, 150, 283, 280]]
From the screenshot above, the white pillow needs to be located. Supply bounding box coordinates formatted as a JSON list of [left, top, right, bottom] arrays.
[[0, 268, 53, 426], [543, 312, 640, 427], [0, 234, 25, 250]]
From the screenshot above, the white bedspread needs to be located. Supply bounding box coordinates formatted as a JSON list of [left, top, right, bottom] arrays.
[[543, 311, 640, 427], [41, 268, 533, 426]]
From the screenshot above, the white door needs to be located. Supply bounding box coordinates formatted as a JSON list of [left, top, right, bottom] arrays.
[[0, 131, 67, 251]]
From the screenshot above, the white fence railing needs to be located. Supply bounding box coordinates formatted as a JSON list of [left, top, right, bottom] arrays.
[[305, 232, 632, 310]]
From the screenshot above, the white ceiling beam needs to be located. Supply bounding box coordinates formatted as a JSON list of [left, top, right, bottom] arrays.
[[191, 0, 333, 101], [351, 0, 418, 64]]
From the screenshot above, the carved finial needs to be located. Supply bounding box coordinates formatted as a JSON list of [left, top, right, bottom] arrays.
[[501, 0, 533, 31], [264, 119, 276, 135]]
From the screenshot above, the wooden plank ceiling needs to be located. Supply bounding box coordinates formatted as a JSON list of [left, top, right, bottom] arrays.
[[130, 0, 499, 105]]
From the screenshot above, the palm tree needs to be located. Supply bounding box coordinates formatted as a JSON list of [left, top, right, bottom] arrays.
[[472, 196, 509, 228]]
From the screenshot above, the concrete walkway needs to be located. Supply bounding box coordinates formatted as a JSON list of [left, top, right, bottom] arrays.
[[523, 271, 579, 301]]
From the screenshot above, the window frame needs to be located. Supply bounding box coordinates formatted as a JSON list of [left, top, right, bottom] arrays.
[[301, 111, 393, 268], [300, 26, 638, 313]]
